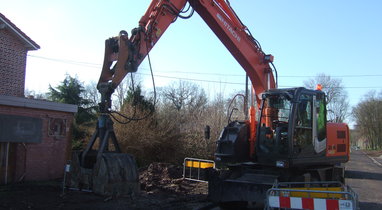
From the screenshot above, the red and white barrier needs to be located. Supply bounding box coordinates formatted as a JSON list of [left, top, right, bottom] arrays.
[[268, 196, 353, 210]]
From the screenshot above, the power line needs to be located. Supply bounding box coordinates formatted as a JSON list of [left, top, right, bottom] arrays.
[[28, 54, 100, 67], [137, 73, 243, 85], [28, 54, 382, 78], [138, 73, 382, 89], [279, 75, 382, 78], [27, 54, 382, 89], [135, 67, 382, 78]]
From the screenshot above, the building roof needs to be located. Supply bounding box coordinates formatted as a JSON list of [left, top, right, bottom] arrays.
[[0, 95, 78, 113], [0, 13, 40, 50]]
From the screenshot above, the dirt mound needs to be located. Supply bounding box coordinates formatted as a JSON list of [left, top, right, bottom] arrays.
[[139, 162, 207, 195]]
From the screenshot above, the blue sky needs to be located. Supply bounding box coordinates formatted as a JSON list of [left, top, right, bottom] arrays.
[[2, 0, 382, 115]]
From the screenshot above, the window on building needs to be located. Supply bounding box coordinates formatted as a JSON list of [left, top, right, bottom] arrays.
[[48, 118, 67, 137]]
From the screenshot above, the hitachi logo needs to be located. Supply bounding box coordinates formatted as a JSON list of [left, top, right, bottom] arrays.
[[216, 13, 241, 42]]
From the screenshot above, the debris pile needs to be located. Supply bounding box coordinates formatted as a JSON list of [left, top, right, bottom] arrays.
[[139, 162, 207, 195], [0, 162, 211, 210]]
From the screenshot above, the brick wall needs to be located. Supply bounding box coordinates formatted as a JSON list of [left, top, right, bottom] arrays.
[[0, 104, 74, 181], [0, 28, 27, 97]]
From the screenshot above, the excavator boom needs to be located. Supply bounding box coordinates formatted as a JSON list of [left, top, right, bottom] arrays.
[[98, 0, 275, 111]]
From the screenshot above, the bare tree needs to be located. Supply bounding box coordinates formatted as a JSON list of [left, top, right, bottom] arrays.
[[113, 79, 251, 161], [353, 91, 382, 149], [304, 73, 349, 123], [24, 89, 47, 99], [83, 81, 100, 108], [161, 81, 207, 113], [114, 77, 131, 110]]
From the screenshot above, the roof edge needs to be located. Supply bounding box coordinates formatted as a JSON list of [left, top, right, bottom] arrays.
[[0, 13, 40, 50], [0, 95, 78, 113]]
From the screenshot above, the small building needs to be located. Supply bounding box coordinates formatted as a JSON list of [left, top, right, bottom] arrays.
[[0, 13, 77, 184]]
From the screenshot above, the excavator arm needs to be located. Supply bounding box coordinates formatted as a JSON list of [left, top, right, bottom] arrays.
[[97, 0, 189, 112], [97, 0, 276, 112]]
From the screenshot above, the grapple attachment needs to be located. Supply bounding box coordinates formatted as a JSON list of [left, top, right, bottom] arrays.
[[69, 151, 139, 196], [69, 115, 139, 196], [92, 153, 139, 196]]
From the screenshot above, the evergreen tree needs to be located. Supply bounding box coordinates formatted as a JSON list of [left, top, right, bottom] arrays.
[[124, 84, 154, 112], [48, 75, 97, 148]]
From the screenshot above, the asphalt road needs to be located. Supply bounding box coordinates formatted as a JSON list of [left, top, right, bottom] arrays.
[[346, 150, 382, 209]]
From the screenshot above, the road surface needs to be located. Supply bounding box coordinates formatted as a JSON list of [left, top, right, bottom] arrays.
[[346, 150, 382, 209]]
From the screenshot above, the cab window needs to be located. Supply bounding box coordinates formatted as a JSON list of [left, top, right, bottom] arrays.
[[294, 94, 313, 149]]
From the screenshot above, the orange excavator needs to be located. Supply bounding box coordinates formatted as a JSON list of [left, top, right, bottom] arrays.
[[70, 0, 351, 206]]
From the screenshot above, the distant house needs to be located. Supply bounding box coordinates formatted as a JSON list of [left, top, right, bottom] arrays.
[[0, 13, 77, 184]]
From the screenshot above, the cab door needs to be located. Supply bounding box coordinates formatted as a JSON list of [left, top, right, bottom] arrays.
[[292, 91, 326, 159]]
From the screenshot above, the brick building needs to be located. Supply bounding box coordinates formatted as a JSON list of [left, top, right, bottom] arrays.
[[0, 13, 77, 184], [0, 13, 40, 96]]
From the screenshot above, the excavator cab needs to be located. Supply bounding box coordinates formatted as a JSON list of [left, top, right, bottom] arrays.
[[210, 88, 349, 205], [256, 87, 343, 168]]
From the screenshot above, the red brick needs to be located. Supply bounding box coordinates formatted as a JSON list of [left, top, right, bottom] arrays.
[[1, 105, 74, 181], [0, 28, 27, 97]]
